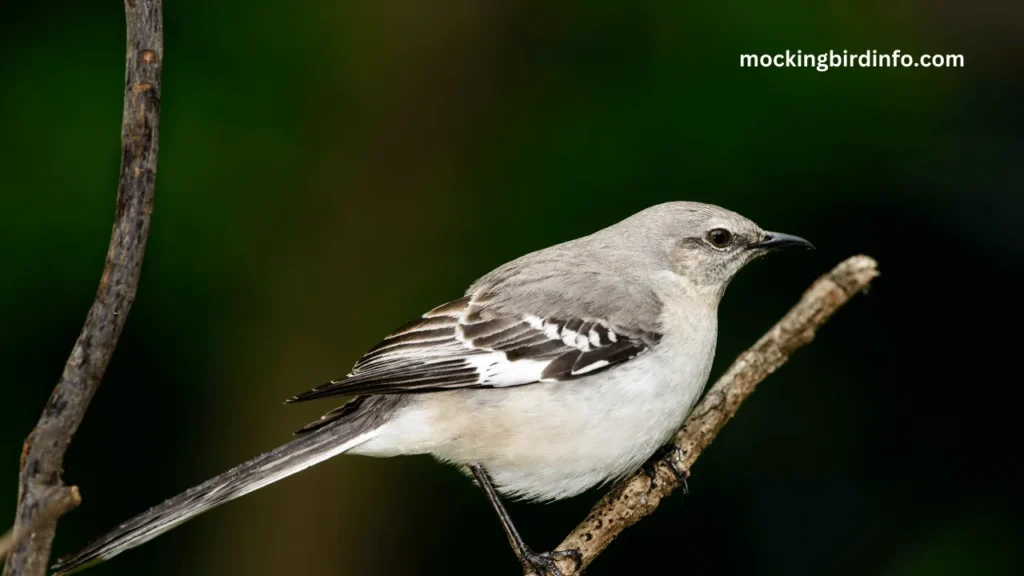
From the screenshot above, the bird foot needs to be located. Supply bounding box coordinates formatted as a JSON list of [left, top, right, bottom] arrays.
[[520, 548, 581, 576], [643, 445, 689, 493]]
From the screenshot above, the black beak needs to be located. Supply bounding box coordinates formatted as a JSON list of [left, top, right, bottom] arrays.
[[750, 231, 815, 251]]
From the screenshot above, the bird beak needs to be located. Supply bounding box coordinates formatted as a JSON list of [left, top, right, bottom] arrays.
[[749, 231, 815, 252]]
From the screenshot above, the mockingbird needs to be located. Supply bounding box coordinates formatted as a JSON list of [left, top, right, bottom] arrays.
[[53, 201, 812, 575]]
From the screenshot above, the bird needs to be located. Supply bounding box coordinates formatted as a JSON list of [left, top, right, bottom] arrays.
[[52, 201, 813, 575]]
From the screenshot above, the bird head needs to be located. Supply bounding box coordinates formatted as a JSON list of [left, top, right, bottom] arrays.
[[600, 201, 814, 300]]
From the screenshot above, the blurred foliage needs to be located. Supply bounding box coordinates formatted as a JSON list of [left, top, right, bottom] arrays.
[[2, 0, 1021, 574]]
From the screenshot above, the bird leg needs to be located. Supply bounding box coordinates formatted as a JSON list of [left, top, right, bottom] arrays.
[[470, 465, 581, 576]]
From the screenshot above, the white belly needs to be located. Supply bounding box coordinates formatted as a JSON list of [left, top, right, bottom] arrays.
[[353, 309, 717, 501]]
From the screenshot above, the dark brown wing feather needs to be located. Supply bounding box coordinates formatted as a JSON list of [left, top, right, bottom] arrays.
[[286, 295, 660, 406]]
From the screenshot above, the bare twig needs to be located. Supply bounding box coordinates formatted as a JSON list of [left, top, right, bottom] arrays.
[[0, 488, 81, 564], [538, 255, 879, 575], [3, 2, 163, 575]]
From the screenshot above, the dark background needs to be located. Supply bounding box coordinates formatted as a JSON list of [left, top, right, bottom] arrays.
[[2, 1, 1022, 575]]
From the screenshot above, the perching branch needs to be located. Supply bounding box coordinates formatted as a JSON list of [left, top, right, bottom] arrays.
[[0, 488, 80, 565], [2, 2, 162, 575], [539, 255, 879, 576]]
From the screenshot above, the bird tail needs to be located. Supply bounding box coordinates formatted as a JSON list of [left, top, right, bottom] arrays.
[[52, 396, 399, 575]]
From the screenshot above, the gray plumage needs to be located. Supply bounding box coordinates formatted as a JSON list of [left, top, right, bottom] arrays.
[[53, 201, 812, 574], [53, 395, 404, 573]]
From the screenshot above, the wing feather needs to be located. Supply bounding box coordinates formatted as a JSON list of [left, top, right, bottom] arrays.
[[286, 293, 661, 405]]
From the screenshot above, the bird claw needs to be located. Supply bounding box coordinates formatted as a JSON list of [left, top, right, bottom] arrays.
[[643, 445, 689, 493], [521, 548, 581, 576], [641, 459, 662, 492]]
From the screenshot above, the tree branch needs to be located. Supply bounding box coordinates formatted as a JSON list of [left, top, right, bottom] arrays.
[[0, 488, 80, 565], [3, 2, 162, 575], [538, 255, 879, 576]]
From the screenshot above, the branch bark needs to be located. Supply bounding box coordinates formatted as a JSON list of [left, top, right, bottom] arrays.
[[0, 488, 80, 565], [3, 2, 163, 575], [538, 255, 879, 576]]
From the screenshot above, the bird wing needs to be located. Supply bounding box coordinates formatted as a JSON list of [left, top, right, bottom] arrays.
[[287, 292, 662, 405]]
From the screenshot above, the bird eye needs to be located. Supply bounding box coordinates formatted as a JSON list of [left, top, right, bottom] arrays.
[[706, 228, 733, 248]]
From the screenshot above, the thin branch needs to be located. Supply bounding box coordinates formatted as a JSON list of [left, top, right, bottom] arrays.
[[0, 488, 81, 564], [538, 255, 880, 576], [3, 2, 163, 575]]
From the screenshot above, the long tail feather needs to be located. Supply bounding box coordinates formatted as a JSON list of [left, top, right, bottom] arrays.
[[53, 397, 399, 574]]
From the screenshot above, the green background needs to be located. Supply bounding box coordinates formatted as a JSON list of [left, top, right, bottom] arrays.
[[2, 1, 1021, 574]]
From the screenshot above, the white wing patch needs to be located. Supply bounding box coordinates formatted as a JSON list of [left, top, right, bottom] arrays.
[[452, 302, 634, 385], [464, 353, 551, 387]]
